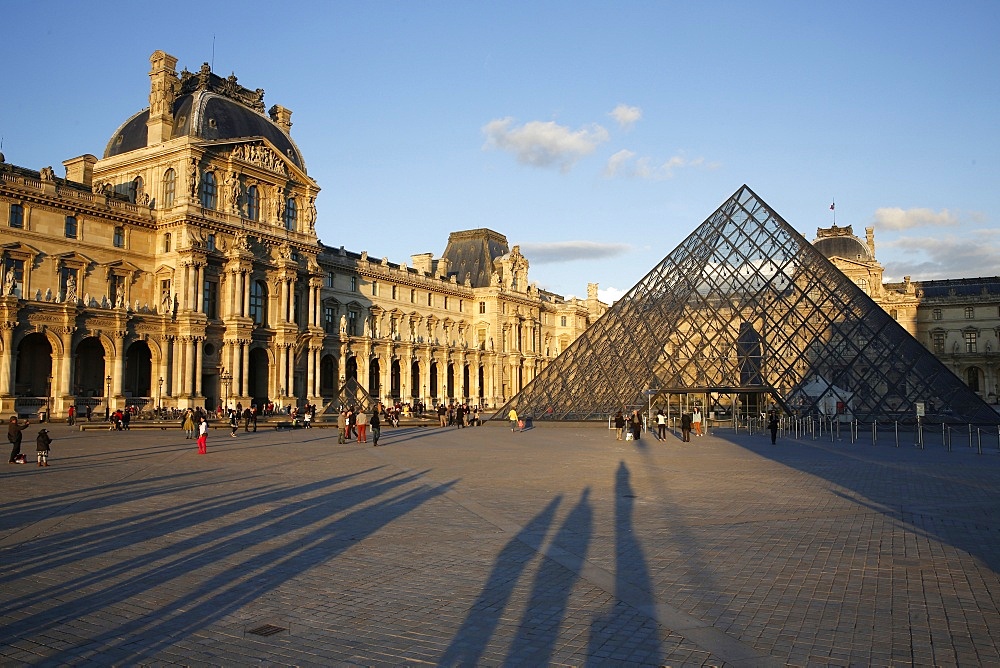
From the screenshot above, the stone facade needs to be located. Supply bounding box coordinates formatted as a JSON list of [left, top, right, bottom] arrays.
[[0, 50, 606, 418], [816, 224, 1000, 405]]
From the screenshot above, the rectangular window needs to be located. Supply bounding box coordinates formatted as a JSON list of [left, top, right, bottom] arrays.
[[890, 309, 898, 320], [561, 316, 567, 326], [163, 233, 171, 252], [348, 310, 358, 336], [203, 280, 219, 319], [443, 296, 448, 310], [391, 285, 397, 300], [410, 289, 416, 304], [933, 308, 942, 321], [8, 204, 23, 228], [160, 279, 171, 310], [350, 276, 357, 292], [932, 331, 946, 354], [965, 331, 977, 353], [206, 234, 215, 251], [324, 306, 335, 333], [65, 216, 78, 239], [965, 306, 975, 319], [427, 292, 433, 307], [479, 301, 486, 314], [113, 226, 125, 248], [372, 281, 378, 296], [325, 271, 335, 288], [459, 299, 463, 313]]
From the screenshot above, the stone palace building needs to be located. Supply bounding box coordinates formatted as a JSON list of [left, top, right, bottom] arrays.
[[0, 50, 607, 418]]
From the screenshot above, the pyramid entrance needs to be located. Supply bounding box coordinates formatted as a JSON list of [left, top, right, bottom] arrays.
[[499, 186, 1000, 425]]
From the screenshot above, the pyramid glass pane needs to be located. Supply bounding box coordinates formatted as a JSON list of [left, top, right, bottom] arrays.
[[497, 186, 1000, 425]]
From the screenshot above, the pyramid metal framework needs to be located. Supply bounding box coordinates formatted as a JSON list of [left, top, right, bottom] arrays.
[[498, 186, 1000, 424]]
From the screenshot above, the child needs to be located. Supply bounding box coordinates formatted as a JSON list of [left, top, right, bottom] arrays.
[[36, 428, 52, 466]]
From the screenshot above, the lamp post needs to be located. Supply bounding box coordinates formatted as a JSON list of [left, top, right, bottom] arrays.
[[157, 376, 164, 417], [106, 375, 112, 420], [46, 374, 53, 423], [220, 369, 232, 412]]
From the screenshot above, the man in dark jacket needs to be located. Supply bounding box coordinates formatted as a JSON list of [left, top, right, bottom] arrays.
[[8, 415, 29, 463], [681, 413, 693, 442]]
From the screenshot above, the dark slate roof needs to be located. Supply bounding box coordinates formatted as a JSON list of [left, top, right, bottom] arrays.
[[440, 229, 510, 288], [103, 73, 305, 171], [892, 277, 1000, 298], [813, 235, 872, 262]]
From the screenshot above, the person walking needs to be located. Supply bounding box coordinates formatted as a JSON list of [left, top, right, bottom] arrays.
[[656, 410, 667, 441], [692, 407, 703, 437], [8, 415, 29, 464], [347, 407, 357, 440], [356, 409, 368, 443], [630, 410, 642, 441], [508, 407, 519, 433], [370, 406, 381, 446], [614, 410, 625, 440], [67, 405, 76, 427], [680, 412, 692, 442], [229, 409, 239, 437], [768, 411, 779, 445], [36, 428, 52, 467], [182, 410, 195, 439], [303, 408, 312, 429], [197, 416, 208, 454]]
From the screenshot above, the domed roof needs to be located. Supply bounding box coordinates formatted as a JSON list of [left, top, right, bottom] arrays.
[[813, 234, 872, 262], [103, 66, 306, 172]]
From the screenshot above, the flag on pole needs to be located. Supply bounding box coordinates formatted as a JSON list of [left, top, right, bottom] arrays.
[[830, 202, 835, 211]]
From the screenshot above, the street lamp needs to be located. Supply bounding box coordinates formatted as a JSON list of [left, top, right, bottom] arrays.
[[46, 374, 53, 423], [157, 376, 164, 416], [106, 375, 112, 419], [220, 369, 232, 411]]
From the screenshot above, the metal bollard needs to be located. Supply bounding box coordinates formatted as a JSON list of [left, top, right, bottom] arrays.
[[894, 421, 899, 448]]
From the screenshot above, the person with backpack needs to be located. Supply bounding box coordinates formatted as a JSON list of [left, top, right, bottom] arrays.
[[36, 428, 52, 466]]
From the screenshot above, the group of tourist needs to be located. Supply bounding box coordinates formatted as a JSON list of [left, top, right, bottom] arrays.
[[435, 402, 482, 428], [7, 416, 51, 466], [613, 407, 704, 442], [336, 405, 382, 446]]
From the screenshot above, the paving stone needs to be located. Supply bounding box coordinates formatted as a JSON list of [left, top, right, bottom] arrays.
[[1, 424, 1000, 665]]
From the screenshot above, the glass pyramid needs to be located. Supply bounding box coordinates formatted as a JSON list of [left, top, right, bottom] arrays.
[[499, 185, 1000, 424]]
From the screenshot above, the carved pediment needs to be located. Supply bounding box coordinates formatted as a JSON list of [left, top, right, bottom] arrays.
[[230, 141, 290, 177]]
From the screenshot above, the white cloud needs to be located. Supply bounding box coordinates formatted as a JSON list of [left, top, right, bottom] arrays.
[[609, 104, 642, 129], [598, 286, 627, 304], [872, 207, 960, 231], [603, 150, 713, 180], [604, 149, 635, 177], [881, 228, 1000, 281], [482, 117, 609, 172], [518, 240, 630, 264]]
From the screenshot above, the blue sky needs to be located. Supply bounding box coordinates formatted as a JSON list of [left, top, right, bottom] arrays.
[[2, 1, 998, 301]]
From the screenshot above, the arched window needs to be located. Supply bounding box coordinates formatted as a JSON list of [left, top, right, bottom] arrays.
[[246, 185, 259, 221], [855, 278, 869, 295], [284, 197, 297, 230], [129, 176, 144, 204], [162, 169, 176, 208], [199, 171, 216, 209], [249, 280, 268, 326]]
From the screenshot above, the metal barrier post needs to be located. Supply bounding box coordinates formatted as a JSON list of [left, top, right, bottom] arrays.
[[894, 421, 899, 448], [977, 428, 982, 455]]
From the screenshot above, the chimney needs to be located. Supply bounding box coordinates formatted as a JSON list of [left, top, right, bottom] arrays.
[[146, 50, 179, 146], [62, 154, 98, 187], [269, 105, 293, 134]]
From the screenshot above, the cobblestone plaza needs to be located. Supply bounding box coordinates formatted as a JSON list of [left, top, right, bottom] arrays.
[[2, 422, 1000, 666]]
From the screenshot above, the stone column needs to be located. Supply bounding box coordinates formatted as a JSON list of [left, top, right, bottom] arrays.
[[0, 324, 13, 396], [194, 338, 203, 398], [241, 341, 250, 397]]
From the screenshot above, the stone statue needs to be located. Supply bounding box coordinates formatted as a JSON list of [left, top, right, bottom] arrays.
[[64, 276, 77, 304], [115, 291, 126, 310], [226, 170, 241, 213], [340, 314, 347, 334], [189, 159, 199, 197], [3, 270, 13, 296]]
